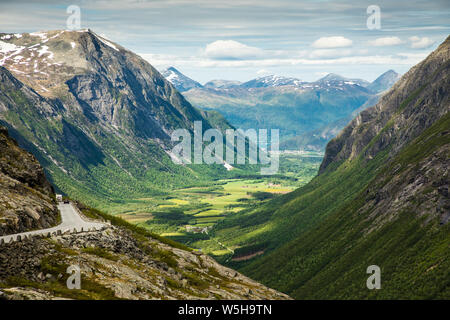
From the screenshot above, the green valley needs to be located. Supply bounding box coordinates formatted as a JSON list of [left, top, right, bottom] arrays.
[[101, 152, 322, 256]]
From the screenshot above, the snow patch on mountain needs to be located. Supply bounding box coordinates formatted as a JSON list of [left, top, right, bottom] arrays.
[[161, 67, 203, 92]]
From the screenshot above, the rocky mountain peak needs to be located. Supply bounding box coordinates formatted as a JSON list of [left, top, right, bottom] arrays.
[[240, 74, 304, 88], [367, 69, 401, 93], [161, 66, 203, 92]]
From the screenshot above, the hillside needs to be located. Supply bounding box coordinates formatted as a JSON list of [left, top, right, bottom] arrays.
[[0, 30, 238, 209], [0, 125, 58, 236], [211, 36, 450, 299], [0, 203, 290, 300]]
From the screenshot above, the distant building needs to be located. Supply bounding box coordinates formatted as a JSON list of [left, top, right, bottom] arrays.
[[185, 225, 212, 234]]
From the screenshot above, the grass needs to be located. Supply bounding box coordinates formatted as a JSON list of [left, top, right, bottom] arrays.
[[82, 247, 120, 262]]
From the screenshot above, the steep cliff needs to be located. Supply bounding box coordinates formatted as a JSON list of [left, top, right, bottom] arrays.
[[0, 126, 58, 235]]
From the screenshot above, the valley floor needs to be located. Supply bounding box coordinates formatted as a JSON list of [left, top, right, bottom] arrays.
[[102, 152, 322, 258]]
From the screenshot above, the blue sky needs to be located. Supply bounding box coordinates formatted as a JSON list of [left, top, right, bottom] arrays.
[[1, 0, 449, 83]]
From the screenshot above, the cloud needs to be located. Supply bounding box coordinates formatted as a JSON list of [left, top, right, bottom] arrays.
[[311, 36, 352, 49], [309, 48, 354, 59], [203, 40, 264, 60], [256, 69, 271, 75], [368, 36, 403, 46], [409, 36, 434, 49], [139, 52, 428, 69]]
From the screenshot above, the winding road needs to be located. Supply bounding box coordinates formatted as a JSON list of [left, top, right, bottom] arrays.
[[0, 203, 106, 243]]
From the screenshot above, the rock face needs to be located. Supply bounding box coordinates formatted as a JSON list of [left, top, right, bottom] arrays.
[[0, 125, 58, 236], [0, 211, 290, 300]]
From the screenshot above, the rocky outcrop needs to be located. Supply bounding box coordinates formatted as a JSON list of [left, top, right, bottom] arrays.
[[0, 219, 290, 300], [320, 36, 450, 173], [0, 126, 58, 235]]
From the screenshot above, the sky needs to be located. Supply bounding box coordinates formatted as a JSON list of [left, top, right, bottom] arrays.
[[1, 0, 449, 83]]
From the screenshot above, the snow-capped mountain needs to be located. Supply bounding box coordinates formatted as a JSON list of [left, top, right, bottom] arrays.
[[158, 67, 400, 151], [316, 73, 370, 88], [161, 66, 203, 92], [240, 74, 305, 88], [0, 29, 232, 206]]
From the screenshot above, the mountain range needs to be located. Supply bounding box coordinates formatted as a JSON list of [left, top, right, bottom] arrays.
[[162, 67, 400, 150]]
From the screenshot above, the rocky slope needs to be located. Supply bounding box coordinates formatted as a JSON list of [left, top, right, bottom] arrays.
[[320, 39, 449, 173], [212, 37, 449, 299], [0, 204, 290, 300], [0, 30, 236, 207], [0, 126, 58, 236]]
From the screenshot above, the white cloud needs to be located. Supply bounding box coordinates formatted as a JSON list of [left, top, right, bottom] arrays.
[[309, 48, 353, 59], [368, 36, 403, 46], [203, 40, 264, 60], [256, 69, 271, 75], [409, 36, 434, 49], [311, 36, 352, 49]]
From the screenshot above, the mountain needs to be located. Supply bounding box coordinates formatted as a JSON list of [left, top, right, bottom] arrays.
[[213, 36, 450, 299], [366, 69, 401, 93], [204, 79, 242, 89], [240, 75, 304, 88], [316, 73, 370, 87], [0, 125, 58, 236], [0, 30, 235, 208], [161, 66, 203, 92]]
